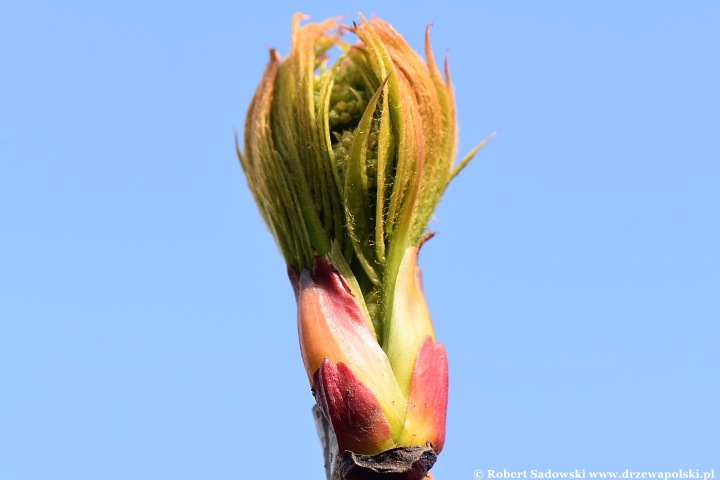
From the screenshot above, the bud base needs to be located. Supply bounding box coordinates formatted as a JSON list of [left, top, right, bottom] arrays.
[[312, 405, 437, 480]]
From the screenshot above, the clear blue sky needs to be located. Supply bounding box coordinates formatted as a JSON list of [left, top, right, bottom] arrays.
[[1, 1, 718, 479]]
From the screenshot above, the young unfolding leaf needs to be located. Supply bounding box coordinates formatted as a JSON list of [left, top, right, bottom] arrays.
[[238, 13, 491, 474]]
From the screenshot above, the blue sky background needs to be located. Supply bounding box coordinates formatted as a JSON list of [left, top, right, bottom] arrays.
[[1, 1, 718, 479]]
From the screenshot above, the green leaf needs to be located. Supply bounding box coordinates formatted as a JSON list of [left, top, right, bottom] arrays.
[[343, 73, 392, 287]]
